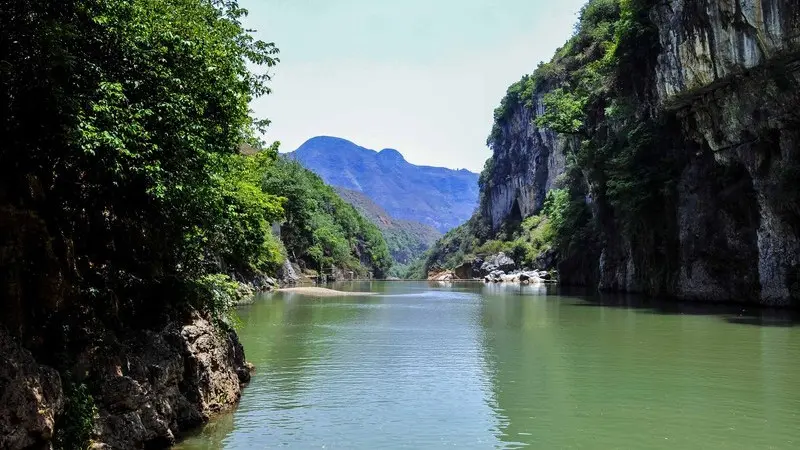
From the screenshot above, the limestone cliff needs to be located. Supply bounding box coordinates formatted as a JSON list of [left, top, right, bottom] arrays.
[[483, 90, 569, 231], [656, 0, 800, 304], [654, 0, 799, 107], [0, 314, 250, 450], [479, 0, 800, 305]]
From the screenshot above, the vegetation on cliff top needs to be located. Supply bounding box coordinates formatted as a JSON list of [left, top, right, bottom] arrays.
[[3, 0, 392, 444], [1, 0, 389, 406]]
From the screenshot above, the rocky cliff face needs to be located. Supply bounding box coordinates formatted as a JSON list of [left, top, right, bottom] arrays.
[[654, 0, 800, 107], [87, 314, 251, 449], [484, 94, 568, 231], [482, 0, 800, 305], [0, 314, 251, 450], [655, 0, 800, 304]]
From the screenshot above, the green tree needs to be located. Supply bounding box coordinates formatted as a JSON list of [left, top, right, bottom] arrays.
[[1, 0, 280, 332]]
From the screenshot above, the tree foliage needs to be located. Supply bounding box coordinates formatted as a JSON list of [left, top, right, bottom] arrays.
[[1, 0, 328, 339], [262, 159, 392, 278]]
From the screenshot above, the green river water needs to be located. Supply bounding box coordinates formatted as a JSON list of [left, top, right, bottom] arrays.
[[177, 281, 800, 449]]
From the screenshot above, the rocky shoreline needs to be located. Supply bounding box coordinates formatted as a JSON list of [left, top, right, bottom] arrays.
[[428, 252, 557, 284], [0, 314, 252, 450], [0, 258, 312, 450]]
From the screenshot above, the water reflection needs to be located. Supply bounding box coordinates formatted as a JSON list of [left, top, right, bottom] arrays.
[[477, 284, 800, 449], [177, 282, 800, 450]]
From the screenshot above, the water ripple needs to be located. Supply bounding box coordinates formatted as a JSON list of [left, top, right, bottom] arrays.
[[177, 282, 800, 450]]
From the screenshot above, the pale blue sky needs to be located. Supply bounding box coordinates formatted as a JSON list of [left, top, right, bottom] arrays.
[[242, 0, 587, 171]]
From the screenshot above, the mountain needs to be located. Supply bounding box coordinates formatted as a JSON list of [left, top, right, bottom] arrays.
[[334, 187, 441, 264], [285, 136, 480, 233]]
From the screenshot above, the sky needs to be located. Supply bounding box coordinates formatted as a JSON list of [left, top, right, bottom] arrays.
[[241, 0, 587, 172]]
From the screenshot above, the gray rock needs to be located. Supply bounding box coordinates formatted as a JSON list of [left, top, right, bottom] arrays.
[[480, 253, 517, 274], [483, 89, 570, 232], [471, 258, 485, 275], [537, 271, 552, 281], [489, 270, 505, 280], [534, 249, 558, 270], [83, 313, 250, 449], [501, 273, 520, 283], [480, 0, 800, 305], [653, 0, 798, 108], [519, 272, 534, 282], [279, 259, 300, 285], [0, 330, 63, 450]]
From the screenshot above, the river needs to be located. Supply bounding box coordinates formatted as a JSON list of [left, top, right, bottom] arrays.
[[177, 281, 800, 449]]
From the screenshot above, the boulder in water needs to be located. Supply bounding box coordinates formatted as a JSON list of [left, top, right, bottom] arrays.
[[429, 270, 456, 282]]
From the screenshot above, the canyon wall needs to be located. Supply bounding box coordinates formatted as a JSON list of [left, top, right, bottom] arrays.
[[482, 0, 800, 305]]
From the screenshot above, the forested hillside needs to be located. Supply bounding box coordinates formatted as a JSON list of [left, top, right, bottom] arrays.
[[0, 1, 389, 448], [334, 187, 441, 266], [263, 160, 392, 277]]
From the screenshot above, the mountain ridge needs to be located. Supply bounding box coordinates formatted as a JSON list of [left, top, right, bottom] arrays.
[[285, 136, 480, 233]]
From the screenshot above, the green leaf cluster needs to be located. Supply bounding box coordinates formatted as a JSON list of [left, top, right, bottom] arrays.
[[54, 378, 98, 450]]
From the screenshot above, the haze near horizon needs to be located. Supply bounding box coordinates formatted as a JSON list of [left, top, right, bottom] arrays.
[[242, 0, 587, 172]]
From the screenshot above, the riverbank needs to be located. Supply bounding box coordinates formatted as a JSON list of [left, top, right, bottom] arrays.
[[175, 281, 800, 449], [277, 287, 377, 297], [0, 313, 251, 449]]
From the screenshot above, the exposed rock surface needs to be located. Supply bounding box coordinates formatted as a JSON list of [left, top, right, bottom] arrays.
[[279, 258, 300, 285], [0, 329, 64, 450], [85, 314, 250, 449], [654, 0, 800, 107], [428, 270, 456, 282], [1, 314, 250, 450], [479, 253, 517, 276], [655, 0, 800, 304], [484, 96, 568, 231], [480, 0, 800, 305], [484, 270, 551, 284], [454, 262, 474, 280]]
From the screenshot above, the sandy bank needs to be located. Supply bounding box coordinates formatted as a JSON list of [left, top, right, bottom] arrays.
[[276, 287, 376, 297]]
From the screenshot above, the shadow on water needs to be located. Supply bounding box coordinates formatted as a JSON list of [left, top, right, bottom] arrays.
[[558, 286, 800, 327]]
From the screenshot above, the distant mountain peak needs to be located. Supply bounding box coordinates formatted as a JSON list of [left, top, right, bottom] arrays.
[[285, 136, 479, 233], [377, 148, 405, 162], [302, 135, 354, 146]]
